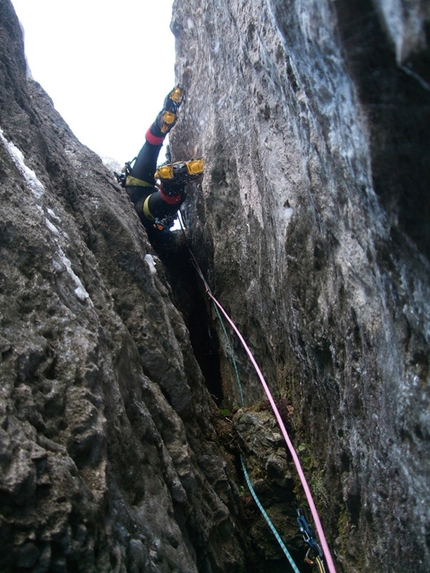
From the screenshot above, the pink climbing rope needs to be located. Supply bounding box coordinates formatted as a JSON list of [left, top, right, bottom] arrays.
[[206, 291, 337, 573]]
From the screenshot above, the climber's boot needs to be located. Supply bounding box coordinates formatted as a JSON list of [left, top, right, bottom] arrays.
[[163, 86, 185, 113], [150, 86, 186, 138], [156, 158, 204, 200], [155, 158, 204, 186]]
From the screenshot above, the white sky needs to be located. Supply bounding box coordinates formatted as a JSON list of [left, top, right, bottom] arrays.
[[12, 0, 175, 164]]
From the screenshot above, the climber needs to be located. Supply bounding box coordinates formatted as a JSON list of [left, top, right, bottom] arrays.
[[119, 86, 204, 235]]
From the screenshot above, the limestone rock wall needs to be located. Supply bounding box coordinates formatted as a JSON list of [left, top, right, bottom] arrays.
[[0, 1, 249, 571], [171, 0, 430, 572]]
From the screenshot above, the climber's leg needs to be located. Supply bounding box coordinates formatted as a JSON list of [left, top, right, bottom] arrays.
[[129, 86, 185, 186], [151, 85, 185, 137], [138, 157, 205, 231], [124, 86, 205, 233], [129, 139, 162, 187]]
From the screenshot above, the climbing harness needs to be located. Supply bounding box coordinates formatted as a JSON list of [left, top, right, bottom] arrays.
[[184, 242, 337, 573], [114, 157, 137, 188], [114, 157, 158, 190]]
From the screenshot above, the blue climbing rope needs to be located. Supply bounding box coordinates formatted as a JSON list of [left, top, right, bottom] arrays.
[[240, 455, 301, 573], [212, 302, 245, 407]]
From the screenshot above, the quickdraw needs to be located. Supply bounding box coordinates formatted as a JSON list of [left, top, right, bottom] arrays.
[[295, 504, 327, 572]]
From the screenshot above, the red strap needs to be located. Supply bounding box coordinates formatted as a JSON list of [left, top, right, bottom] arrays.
[[160, 187, 183, 205], [145, 129, 164, 146]]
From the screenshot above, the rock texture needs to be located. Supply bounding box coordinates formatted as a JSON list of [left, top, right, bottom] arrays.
[[0, 1, 249, 571], [171, 0, 430, 572], [1, 0, 430, 572]]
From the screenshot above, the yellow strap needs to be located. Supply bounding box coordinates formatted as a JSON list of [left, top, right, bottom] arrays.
[[125, 175, 154, 188], [143, 196, 155, 222]]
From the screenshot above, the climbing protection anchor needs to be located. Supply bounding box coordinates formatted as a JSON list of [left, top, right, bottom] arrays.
[[295, 504, 327, 573]]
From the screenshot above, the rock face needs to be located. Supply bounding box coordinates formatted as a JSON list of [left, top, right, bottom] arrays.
[[1, 1, 429, 573], [171, 0, 430, 572], [0, 1, 248, 571]]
